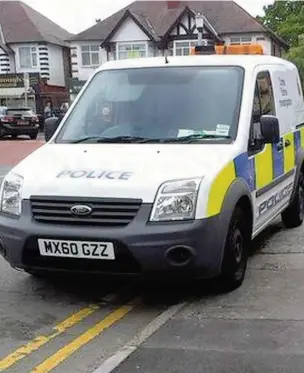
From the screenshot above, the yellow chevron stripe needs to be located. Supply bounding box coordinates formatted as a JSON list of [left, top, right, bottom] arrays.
[[207, 161, 236, 217], [254, 144, 273, 190]]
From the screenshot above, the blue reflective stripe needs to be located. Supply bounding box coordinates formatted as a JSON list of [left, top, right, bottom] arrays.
[[234, 129, 301, 194], [272, 141, 284, 179], [294, 130, 301, 157], [234, 152, 256, 192]]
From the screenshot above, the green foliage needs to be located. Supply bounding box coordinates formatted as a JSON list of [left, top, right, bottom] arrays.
[[284, 36, 304, 86], [258, 1, 304, 47], [258, 1, 304, 84]]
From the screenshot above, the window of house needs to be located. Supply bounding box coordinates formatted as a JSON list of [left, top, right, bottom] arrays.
[[81, 45, 100, 66], [249, 71, 276, 154], [174, 40, 197, 56], [19, 47, 38, 68], [116, 43, 147, 60], [230, 36, 253, 45]]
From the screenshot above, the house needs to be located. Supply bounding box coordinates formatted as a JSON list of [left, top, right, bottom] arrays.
[[0, 0, 73, 114], [68, 0, 289, 96]]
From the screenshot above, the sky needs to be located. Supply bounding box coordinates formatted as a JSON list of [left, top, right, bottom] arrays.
[[22, 0, 273, 35]]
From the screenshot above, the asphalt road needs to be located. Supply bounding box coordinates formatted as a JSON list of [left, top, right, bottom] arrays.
[[1, 139, 304, 373]]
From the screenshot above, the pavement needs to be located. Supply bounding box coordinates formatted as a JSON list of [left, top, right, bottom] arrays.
[[1, 138, 304, 373], [0, 133, 45, 167]]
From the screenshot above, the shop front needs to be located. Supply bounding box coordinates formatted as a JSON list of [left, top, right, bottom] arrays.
[[0, 73, 40, 112]]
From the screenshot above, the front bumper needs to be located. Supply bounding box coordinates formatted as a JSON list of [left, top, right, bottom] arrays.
[[0, 201, 226, 279]]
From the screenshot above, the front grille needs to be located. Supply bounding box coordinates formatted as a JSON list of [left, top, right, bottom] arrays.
[[22, 237, 141, 274], [30, 196, 142, 227]]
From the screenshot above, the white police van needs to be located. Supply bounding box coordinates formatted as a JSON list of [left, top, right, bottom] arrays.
[[1, 45, 304, 290]]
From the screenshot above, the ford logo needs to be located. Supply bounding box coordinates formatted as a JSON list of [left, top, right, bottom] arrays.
[[70, 204, 92, 216]]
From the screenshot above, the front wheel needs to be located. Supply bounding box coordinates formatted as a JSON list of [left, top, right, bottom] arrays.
[[217, 207, 249, 292], [281, 172, 304, 228]]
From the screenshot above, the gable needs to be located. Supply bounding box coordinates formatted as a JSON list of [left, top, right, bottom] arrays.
[[170, 13, 196, 36], [111, 18, 150, 43], [168, 7, 221, 42]]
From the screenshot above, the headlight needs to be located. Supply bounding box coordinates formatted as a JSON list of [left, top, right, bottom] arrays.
[[0, 173, 23, 217], [150, 178, 202, 222]]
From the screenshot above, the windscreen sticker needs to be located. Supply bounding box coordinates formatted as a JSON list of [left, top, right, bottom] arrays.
[[57, 170, 133, 180], [216, 124, 230, 137], [178, 129, 206, 137]]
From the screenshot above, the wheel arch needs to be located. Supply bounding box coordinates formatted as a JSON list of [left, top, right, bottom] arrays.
[[291, 147, 304, 202], [217, 178, 254, 266]]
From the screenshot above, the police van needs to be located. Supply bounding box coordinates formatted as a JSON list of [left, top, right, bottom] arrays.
[[0, 44, 304, 291]]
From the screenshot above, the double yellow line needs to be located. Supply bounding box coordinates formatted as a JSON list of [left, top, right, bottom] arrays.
[[0, 297, 139, 372]]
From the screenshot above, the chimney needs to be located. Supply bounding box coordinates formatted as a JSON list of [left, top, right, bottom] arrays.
[[167, 1, 180, 9]]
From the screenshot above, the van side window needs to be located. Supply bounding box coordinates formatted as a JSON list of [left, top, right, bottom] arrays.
[[248, 71, 276, 156], [257, 71, 276, 115]]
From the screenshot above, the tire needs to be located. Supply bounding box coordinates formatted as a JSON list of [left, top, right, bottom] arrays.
[[217, 207, 249, 292], [29, 133, 38, 140], [281, 172, 304, 228], [11, 135, 17, 140]]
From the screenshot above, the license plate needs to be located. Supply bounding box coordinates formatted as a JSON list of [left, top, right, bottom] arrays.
[[17, 120, 29, 126], [38, 239, 115, 260]]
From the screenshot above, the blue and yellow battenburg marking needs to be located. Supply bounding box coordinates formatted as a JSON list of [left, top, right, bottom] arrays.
[[207, 128, 303, 217]]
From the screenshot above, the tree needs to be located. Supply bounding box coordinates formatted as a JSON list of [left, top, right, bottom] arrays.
[[258, 1, 304, 47], [284, 35, 304, 86]]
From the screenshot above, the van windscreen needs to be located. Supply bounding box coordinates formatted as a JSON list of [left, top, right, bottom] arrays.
[[56, 66, 244, 144]]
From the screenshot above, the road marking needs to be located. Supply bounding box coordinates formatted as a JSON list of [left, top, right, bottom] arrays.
[[31, 298, 140, 373], [0, 304, 100, 371], [92, 301, 188, 373]]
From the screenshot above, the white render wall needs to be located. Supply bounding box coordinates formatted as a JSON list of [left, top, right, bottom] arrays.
[[111, 18, 150, 42], [8, 43, 66, 86], [70, 41, 107, 81], [47, 44, 66, 86]]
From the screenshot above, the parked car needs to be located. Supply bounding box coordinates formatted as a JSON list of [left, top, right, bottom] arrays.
[[0, 106, 7, 119], [0, 108, 40, 140]]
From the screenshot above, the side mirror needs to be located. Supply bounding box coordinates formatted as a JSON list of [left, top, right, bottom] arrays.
[[260, 115, 280, 144], [44, 117, 59, 142]]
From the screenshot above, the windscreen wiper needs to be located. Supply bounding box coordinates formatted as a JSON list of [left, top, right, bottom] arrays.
[[162, 133, 232, 143], [69, 134, 231, 144], [70, 136, 153, 144]]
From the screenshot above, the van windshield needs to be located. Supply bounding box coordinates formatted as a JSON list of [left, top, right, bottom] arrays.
[[55, 66, 244, 144]]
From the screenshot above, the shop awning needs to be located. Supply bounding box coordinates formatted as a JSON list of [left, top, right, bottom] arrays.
[[0, 87, 27, 97]]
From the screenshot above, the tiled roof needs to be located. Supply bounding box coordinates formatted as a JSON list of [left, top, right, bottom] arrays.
[[69, 0, 287, 47], [0, 0, 73, 47]]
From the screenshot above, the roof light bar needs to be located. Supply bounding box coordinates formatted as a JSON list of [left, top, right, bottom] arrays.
[[190, 43, 264, 56]]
